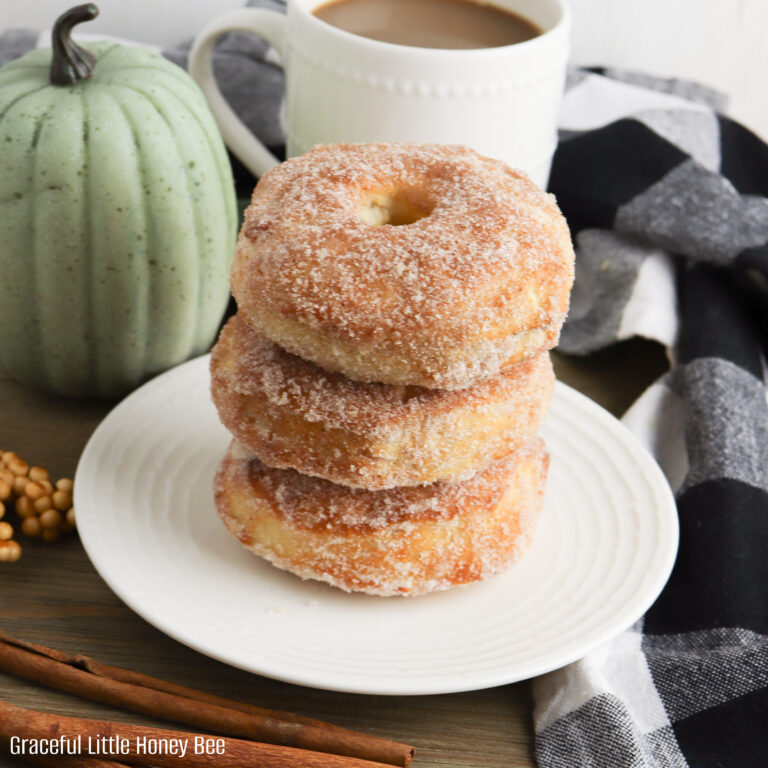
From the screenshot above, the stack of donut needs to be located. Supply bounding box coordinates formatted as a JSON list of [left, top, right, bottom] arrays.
[[211, 143, 574, 597]]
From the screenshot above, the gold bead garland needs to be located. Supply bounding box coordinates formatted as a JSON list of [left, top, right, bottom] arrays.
[[0, 450, 76, 562]]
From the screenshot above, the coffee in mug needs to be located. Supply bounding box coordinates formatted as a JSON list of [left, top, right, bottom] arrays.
[[313, 0, 542, 49], [188, 0, 569, 187]]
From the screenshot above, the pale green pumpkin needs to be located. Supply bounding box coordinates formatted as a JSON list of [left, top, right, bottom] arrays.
[[0, 5, 237, 397]]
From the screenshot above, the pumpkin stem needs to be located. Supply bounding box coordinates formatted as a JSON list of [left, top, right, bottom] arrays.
[[50, 4, 100, 86]]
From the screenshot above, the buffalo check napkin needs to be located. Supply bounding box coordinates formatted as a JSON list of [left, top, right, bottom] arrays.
[[534, 69, 768, 768]]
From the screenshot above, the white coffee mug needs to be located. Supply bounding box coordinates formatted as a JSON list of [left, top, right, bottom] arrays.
[[189, 0, 570, 188]]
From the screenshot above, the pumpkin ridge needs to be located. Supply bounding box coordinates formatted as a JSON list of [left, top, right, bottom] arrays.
[[0, 66, 49, 81], [172, 88, 238, 246], [107, 73, 237, 242], [90, 43, 123, 69], [175, 95, 238, 290], [114, 78, 237, 347], [0, 85, 51, 129], [106, 91, 153, 381], [102, 64, 200, 90], [30, 102, 60, 391], [113, 81, 204, 347], [80, 85, 97, 390], [0, 57, 50, 78], [0, 64, 48, 71], [30, 111, 51, 150], [108, 85, 203, 369]]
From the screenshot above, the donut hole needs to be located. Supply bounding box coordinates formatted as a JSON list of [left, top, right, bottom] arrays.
[[358, 191, 432, 226]]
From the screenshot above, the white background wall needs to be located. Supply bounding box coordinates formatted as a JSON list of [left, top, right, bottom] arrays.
[[568, 0, 768, 139], [2, 0, 767, 139]]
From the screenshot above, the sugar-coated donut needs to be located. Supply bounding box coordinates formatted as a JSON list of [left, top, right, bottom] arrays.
[[214, 438, 549, 597], [210, 314, 554, 490], [231, 143, 574, 389]]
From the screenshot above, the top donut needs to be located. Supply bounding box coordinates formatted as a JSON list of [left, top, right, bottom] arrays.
[[231, 143, 574, 390]]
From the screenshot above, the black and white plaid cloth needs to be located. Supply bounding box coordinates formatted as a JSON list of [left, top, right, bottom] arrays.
[[534, 70, 768, 768], [3, 12, 767, 767]]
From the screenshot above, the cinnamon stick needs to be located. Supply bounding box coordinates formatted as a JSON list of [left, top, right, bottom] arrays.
[[0, 701, 391, 768], [0, 632, 343, 731], [20, 760, 129, 768], [18, 754, 128, 768], [0, 635, 412, 768]]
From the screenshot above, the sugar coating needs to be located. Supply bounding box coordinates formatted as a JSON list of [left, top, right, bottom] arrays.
[[231, 143, 575, 388], [213, 315, 549, 433], [214, 143, 567, 594], [210, 313, 554, 488], [216, 439, 549, 596], [239, 438, 545, 529]]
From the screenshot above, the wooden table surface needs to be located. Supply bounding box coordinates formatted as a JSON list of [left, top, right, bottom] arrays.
[[0, 339, 667, 768]]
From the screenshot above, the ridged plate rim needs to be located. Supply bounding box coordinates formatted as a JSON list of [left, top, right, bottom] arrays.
[[75, 354, 678, 695]]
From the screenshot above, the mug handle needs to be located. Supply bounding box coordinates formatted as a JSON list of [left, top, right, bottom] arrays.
[[188, 8, 287, 178]]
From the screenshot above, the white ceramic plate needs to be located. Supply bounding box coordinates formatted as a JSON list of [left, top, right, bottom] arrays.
[[75, 355, 678, 696]]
